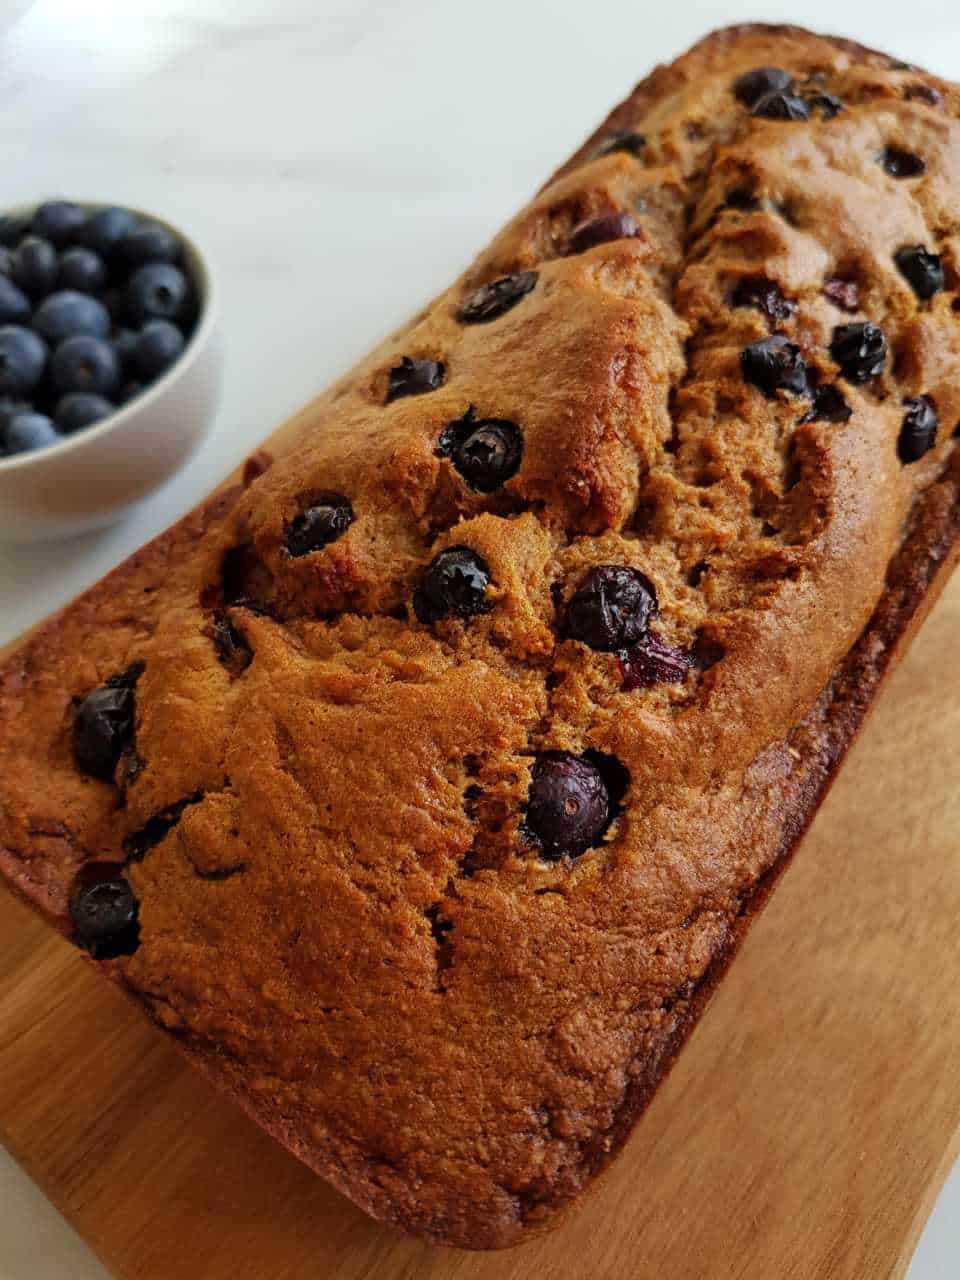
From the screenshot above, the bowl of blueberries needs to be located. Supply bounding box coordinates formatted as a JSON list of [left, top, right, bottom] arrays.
[[0, 198, 220, 541]]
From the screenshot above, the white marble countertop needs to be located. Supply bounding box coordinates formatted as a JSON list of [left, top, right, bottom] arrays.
[[0, 0, 957, 1275]]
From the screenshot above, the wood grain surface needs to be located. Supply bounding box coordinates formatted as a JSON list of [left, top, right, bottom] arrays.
[[0, 551, 956, 1279]]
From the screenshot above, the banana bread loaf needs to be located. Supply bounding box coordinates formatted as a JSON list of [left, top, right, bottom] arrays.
[[2, 23, 959, 1250]]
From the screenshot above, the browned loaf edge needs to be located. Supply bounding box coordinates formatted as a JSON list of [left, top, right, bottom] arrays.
[[1, 23, 959, 1251]]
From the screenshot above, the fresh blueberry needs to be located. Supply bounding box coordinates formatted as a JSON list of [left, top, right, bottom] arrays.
[[413, 546, 491, 624], [3, 411, 59, 455], [830, 323, 888, 383], [32, 200, 85, 247], [566, 565, 658, 652], [523, 752, 612, 859], [118, 380, 143, 404], [740, 334, 809, 397], [894, 245, 944, 300], [0, 325, 48, 394], [32, 290, 110, 343], [0, 396, 29, 432], [133, 319, 184, 379], [898, 395, 938, 462], [285, 496, 354, 556], [117, 221, 179, 267], [0, 247, 12, 277], [881, 146, 925, 178], [0, 214, 28, 247], [11, 236, 58, 297], [125, 262, 189, 324], [81, 206, 138, 258], [457, 271, 538, 324], [50, 335, 120, 395], [69, 862, 140, 958], [733, 66, 793, 107], [569, 211, 642, 253], [71, 663, 142, 781], [55, 391, 114, 433], [57, 246, 107, 293], [751, 91, 811, 120], [730, 276, 795, 325], [110, 327, 139, 370], [386, 356, 445, 402], [0, 276, 30, 324], [799, 384, 852, 424], [436, 406, 523, 492]]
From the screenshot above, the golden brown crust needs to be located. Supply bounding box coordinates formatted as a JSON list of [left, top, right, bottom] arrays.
[[1, 24, 959, 1249]]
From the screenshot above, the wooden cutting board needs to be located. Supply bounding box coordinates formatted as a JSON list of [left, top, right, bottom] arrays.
[[0, 486, 958, 1279]]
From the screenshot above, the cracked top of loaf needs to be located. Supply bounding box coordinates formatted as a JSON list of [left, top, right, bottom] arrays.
[[1, 22, 959, 1249]]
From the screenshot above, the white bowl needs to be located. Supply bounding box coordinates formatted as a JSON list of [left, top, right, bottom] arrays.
[[0, 204, 221, 543]]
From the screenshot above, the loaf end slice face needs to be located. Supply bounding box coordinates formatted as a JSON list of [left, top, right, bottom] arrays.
[[1, 24, 959, 1248]]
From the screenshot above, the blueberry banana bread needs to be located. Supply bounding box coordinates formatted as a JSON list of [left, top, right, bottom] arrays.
[[2, 23, 959, 1250]]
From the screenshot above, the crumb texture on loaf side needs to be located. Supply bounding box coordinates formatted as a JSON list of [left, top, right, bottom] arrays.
[[1, 24, 960, 1249]]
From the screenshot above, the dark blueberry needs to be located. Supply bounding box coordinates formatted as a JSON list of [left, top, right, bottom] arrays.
[[133, 319, 185, 379], [125, 262, 189, 324], [823, 277, 860, 311], [740, 334, 809, 397], [618, 634, 694, 690], [11, 236, 58, 297], [81, 206, 138, 258], [0, 247, 12, 277], [110, 327, 139, 370], [285, 496, 354, 556], [0, 325, 48, 394], [0, 276, 30, 324], [386, 356, 445, 402], [69, 862, 140, 958], [898, 395, 938, 463], [118, 380, 143, 404], [830, 322, 888, 383], [730, 275, 795, 325], [457, 271, 538, 324], [72, 665, 142, 781], [3, 411, 59, 455], [724, 188, 761, 212], [799, 384, 852, 424], [436, 406, 523, 492], [117, 220, 179, 267], [524, 752, 611, 860], [413, 546, 491, 624], [32, 290, 110, 342], [751, 91, 811, 121], [0, 396, 29, 432], [806, 92, 843, 119], [57, 246, 107, 293], [881, 146, 925, 178], [50, 335, 120, 395], [32, 200, 85, 246], [0, 214, 28, 247], [590, 130, 646, 159], [733, 66, 793, 107], [905, 84, 943, 106], [55, 391, 114, 434], [894, 245, 944, 300], [568, 211, 642, 254], [566, 565, 657, 652]]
